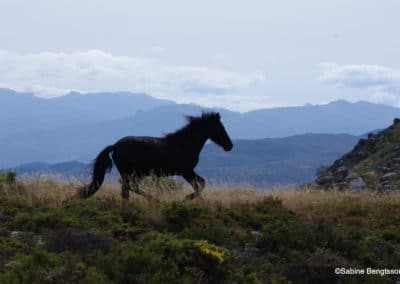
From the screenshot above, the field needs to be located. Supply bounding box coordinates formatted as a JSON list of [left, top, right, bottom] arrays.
[[1, 176, 400, 283]]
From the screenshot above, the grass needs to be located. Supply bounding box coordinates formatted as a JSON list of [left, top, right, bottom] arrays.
[[1, 177, 400, 283]]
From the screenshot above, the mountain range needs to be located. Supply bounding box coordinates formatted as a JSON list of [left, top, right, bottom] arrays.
[[1, 88, 400, 185], [0, 88, 173, 140], [1, 88, 399, 167]]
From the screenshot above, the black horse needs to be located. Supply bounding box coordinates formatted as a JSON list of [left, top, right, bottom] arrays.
[[80, 112, 233, 200]]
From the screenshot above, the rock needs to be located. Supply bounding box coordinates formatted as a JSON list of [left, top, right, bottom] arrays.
[[380, 166, 392, 173], [345, 172, 358, 180], [394, 118, 400, 124], [334, 166, 348, 181], [10, 231, 20, 238], [250, 230, 262, 237], [378, 182, 394, 190], [379, 172, 398, 182], [334, 166, 347, 174], [316, 175, 334, 185], [4, 261, 20, 270], [350, 177, 366, 189], [391, 157, 400, 164], [379, 161, 393, 173], [37, 235, 45, 246]]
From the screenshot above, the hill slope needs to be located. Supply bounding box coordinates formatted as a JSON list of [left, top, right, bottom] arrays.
[[315, 118, 400, 190]]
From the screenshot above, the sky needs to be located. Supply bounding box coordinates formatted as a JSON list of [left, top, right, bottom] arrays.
[[0, 0, 400, 111]]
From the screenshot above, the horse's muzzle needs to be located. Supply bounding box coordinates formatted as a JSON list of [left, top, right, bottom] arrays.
[[224, 143, 233, 151]]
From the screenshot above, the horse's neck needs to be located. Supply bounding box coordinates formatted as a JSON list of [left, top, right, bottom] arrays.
[[192, 134, 208, 155], [176, 131, 208, 156]]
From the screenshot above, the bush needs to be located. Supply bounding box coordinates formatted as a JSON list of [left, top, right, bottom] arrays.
[[180, 225, 234, 245], [0, 171, 17, 190], [161, 201, 204, 231]]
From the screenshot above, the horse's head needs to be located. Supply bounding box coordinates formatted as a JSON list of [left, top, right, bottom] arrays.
[[207, 112, 233, 151]]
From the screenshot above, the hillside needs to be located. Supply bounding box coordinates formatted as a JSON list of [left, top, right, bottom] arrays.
[[315, 118, 400, 190], [10, 134, 359, 186], [0, 178, 399, 283]]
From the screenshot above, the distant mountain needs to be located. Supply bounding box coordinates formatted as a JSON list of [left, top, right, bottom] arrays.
[[233, 100, 400, 139], [13, 161, 89, 179], [11, 133, 360, 186], [197, 133, 360, 186], [0, 88, 173, 139], [2, 89, 400, 167]]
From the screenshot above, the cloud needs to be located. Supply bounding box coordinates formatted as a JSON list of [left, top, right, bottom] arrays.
[[177, 93, 284, 112], [319, 62, 400, 88], [0, 49, 265, 101], [319, 63, 400, 103]]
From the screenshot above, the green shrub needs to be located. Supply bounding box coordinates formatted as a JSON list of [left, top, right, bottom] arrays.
[[0, 171, 16, 190], [0, 249, 63, 284], [161, 201, 204, 231], [180, 225, 234, 245], [112, 224, 145, 240]]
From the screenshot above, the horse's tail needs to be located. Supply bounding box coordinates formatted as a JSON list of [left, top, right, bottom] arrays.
[[79, 145, 114, 198]]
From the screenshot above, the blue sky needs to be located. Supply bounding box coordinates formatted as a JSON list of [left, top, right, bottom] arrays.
[[1, 0, 399, 111]]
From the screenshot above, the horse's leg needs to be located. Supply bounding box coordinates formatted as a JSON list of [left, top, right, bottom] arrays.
[[131, 177, 157, 201], [121, 174, 130, 200], [183, 171, 206, 200], [196, 175, 206, 191]]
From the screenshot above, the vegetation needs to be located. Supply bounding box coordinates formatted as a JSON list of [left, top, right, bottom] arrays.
[[0, 171, 16, 191], [317, 118, 400, 190], [1, 177, 400, 283]]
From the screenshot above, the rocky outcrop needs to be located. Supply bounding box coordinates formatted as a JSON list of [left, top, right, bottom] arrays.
[[349, 177, 366, 189], [314, 165, 366, 190], [313, 118, 400, 190]]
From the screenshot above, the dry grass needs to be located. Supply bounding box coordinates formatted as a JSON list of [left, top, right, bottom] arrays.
[[3, 177, 400, 219]]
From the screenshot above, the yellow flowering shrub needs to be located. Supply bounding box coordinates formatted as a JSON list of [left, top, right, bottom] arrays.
[[195, 240, 228, 264]]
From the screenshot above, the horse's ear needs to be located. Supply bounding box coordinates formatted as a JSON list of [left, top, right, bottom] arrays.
[[217, 112, 221, 119], [185, 115, 195, 122]]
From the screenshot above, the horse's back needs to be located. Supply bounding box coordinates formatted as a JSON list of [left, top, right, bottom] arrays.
[[111, 136, 171, 174], [113, 136, 163, 156]]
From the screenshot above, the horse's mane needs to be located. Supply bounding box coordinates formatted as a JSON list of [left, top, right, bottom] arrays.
[[164, 111, 219, 141]]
